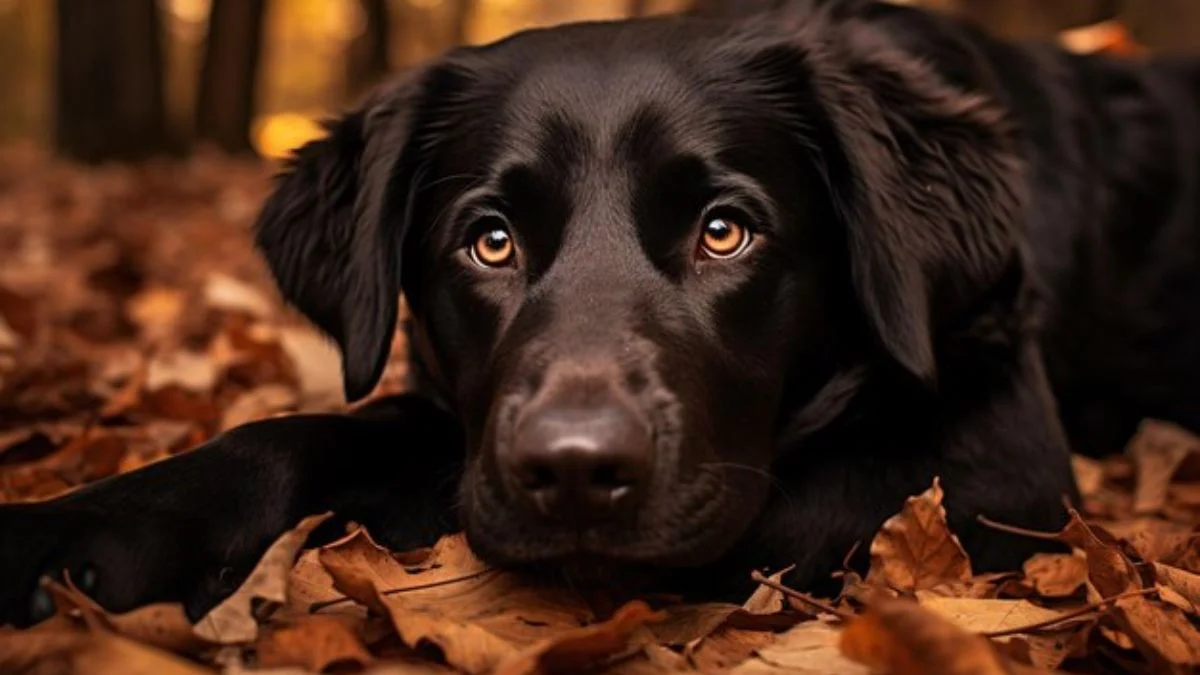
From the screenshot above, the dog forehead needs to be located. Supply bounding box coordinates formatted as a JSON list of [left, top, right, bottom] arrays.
[[494, 53, 715, 165]]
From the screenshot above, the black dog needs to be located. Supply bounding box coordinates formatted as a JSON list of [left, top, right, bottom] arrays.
[[4, 0, 1199, 628]]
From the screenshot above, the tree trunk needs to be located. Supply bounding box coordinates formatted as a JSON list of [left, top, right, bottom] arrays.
[[451, 0, 478, 45], [628, 0, 652, 16], [54, 0, 169, 163], [346, 0, 391, 102], [954, 0, 1121, 39], [196, 0, 265, 155]]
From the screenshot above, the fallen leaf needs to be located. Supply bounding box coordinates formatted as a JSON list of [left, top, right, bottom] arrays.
[[1128, 419, 1200, 515], [838, 596, 1051, 675], [204, 273, 274, 319], [495, 600, 666, 675], [1022, 553, 1087, 598], [1055, 513, 1141, 598], [321, 529, 595, 673], [743, 566, 792, 615], [146, 349, 217, 394], [218, 384, 297, 431], [42, 578, 207, 655], [1151, 563, 1200, 613], [278, 327, 343, 408], [866, 477, 973, 593], [0, 629, 216, 675], [1098, 517, 1195, 563], [254, 614, 373, 672], [687, 627, 778, 673], [1112, 595, 1200, 668], [918, 596, 1077, 635], [1071, 455, 1105, 499], [193, 511, 333, 644], [729, 620, 867, 675], [126, 286, 185, 341]]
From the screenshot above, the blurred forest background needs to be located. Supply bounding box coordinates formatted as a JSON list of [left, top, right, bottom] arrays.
[[1, 0, 1200, 163]]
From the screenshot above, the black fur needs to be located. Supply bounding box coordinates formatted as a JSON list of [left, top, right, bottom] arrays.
[[3, 0, 1199, 627]]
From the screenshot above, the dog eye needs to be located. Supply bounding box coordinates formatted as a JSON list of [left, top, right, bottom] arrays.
[[699, 217, 751, 259], [469, 223, 516, 267]]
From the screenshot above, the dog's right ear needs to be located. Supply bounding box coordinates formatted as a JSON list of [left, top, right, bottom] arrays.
[[253, 69, 443, 403]]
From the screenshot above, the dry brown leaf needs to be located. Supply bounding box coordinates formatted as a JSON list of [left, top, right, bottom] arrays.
[[193, 511, 333, 644], [1098, 517, 1195, 564], [1022, 553, 1087, 598], [1112, 595, 1200, 668], [838, 597, 1053, 675], [1054, 513, 1141, 598], [743, 566, 792, 615], [278, 327, 344, 408], [866, 477, 973, 593], [1071, 456, 1105, 499], [203, 273, 274, 319], [921, 572, 1015, 600], [146, 349, 218, 394], [1152, 563, 1200, 613], [254, 614, 373, 672], [729, 620, 868, 675], [0, 629, 216, 675], [321, 529, 595, 673], [918, 596, 1077, 635], [126, 286, 185, 341], [218, 384, 297, 431], [647, 603, 741, 648], [316, 528, 489, 606], [42, 578, 207, 655], [494, 600, 665, 675], [1128, 419, 1200, 515], [687, 627, 778, 673]]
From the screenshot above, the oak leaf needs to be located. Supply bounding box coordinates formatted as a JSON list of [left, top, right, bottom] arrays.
[[320, 529, 595, 673], [866, 477, 973, 593]]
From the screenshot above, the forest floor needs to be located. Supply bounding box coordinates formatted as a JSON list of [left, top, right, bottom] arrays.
[[0, 146, 1198, 675]]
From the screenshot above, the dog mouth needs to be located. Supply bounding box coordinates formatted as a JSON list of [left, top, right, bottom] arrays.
[[459, 456, 768, 570]]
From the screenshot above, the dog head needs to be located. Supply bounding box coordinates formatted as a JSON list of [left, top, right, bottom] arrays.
[[254, 5, 1022, 577]]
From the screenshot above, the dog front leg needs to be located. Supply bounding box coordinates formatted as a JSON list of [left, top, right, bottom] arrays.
[[0, 394, 464, 627]]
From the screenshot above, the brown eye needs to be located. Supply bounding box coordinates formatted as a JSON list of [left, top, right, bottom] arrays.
[[470, 226, 515, 267], [700, 217, 750, 259]]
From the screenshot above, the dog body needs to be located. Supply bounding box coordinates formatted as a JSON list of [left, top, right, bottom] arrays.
[[2, 0, 1199, 627]]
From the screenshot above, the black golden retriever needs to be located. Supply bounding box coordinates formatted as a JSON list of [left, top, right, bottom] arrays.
[[3, 0, 1199, 627]]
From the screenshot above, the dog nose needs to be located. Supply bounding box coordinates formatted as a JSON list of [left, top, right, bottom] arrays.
[[507, 405, 652, 521]]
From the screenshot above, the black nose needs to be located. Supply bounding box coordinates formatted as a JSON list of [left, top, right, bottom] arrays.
[[507, 405, 652, 522]]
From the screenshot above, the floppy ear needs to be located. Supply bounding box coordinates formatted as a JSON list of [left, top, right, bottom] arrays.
[[254, 72, 434, 402], [800, 21, 1024, 385]]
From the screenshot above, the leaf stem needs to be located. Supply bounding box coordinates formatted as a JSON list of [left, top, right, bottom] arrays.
[[981, 587, 1156, 638], [748, 570, 853, 620], [975, 515, 1063, 541]]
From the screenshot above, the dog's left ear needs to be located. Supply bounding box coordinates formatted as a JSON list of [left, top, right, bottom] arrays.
[[801, 22, 1024, 386], [254, 68, 451, 403]]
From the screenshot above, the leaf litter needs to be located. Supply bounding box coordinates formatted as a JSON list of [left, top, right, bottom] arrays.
[[2, 150, 1200, 674]]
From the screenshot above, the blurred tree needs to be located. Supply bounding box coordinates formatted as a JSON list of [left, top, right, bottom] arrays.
[[955, 0, 1120, 38], [451, 0, 479, 45], [55, 0, 170, 162], [346, 0, 391, 102], [197, 0, 265, 154]]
